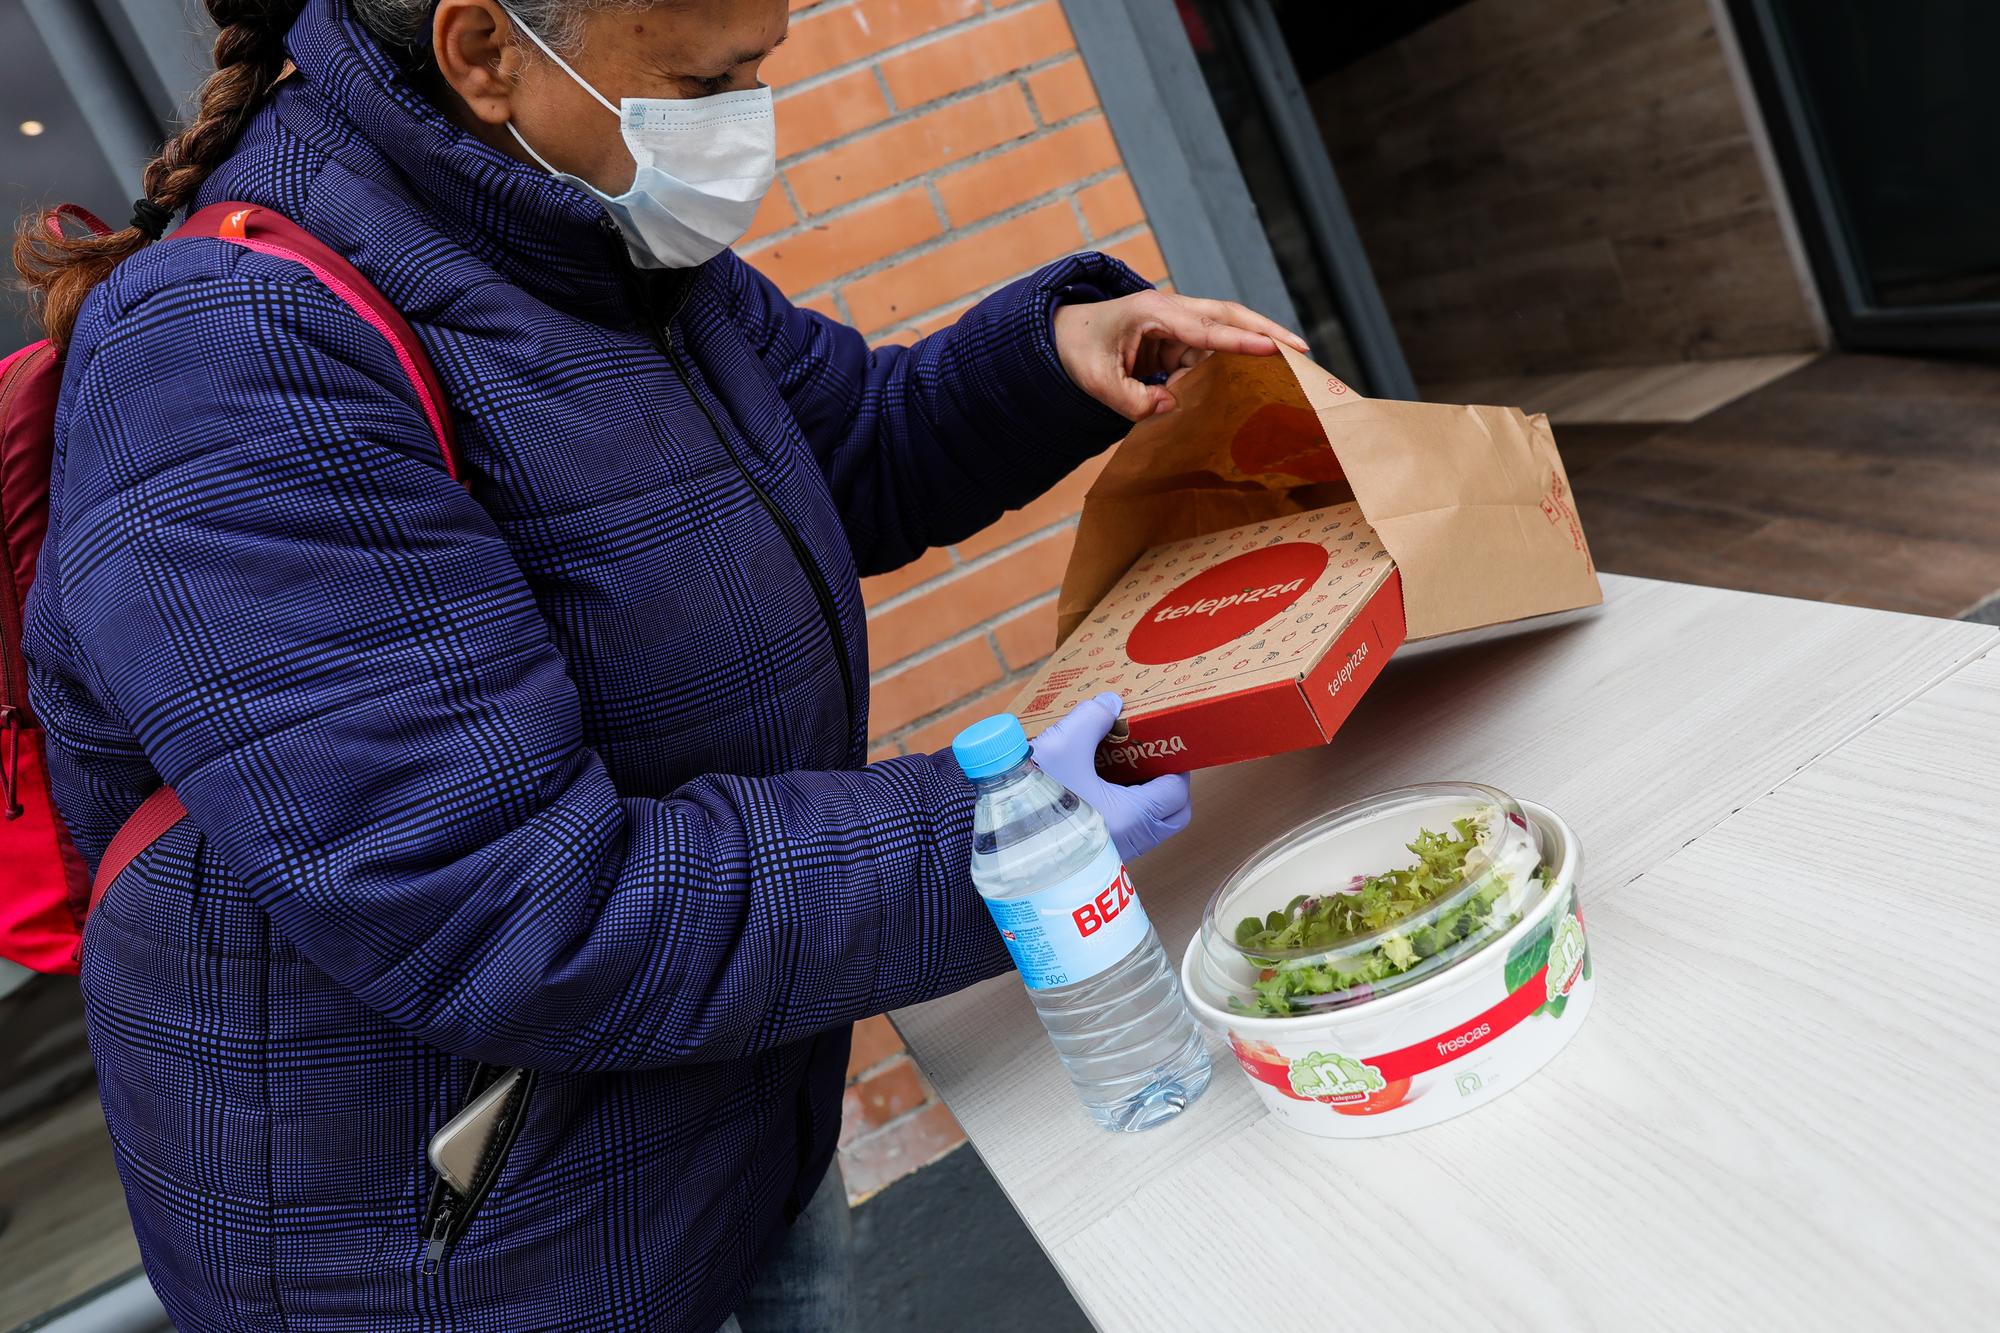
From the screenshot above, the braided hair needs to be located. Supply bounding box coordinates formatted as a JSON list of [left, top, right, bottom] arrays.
[[12, 1, 305, 350]]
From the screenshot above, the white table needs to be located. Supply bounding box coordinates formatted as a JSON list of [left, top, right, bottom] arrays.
[[894, 575, 1999, 1329]]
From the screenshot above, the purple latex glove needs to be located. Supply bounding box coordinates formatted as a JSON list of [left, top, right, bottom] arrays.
[[1031, 693, 1192, 861]]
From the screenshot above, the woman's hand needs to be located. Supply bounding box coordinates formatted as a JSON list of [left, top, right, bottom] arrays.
[[1053, 291, 1309, 422], [1031, 693, 1191, 862]]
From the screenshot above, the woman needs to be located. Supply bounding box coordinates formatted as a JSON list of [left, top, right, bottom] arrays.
[[15, 1, 1302, 1329]]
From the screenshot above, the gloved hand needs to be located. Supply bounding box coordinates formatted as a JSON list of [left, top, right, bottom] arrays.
[[1031, 693, 1192, 862]]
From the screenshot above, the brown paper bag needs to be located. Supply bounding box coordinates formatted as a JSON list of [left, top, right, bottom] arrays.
[[1056, 348, 1601, 648]]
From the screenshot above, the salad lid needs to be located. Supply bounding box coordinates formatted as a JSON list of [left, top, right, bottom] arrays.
[[1193, 783, 1550, 1018]]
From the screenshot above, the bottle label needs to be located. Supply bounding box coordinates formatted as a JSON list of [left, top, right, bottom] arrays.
[[983, 842, 1151, 990]]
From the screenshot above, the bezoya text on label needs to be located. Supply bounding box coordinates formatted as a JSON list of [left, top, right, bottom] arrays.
[[1150, 578, 1306, 623]]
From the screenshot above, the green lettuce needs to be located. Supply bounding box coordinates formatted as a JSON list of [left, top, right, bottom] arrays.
[[1231, 817, 1520, 1017]]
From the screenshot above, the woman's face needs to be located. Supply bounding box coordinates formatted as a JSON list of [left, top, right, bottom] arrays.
[[434, 0, 791, 194]]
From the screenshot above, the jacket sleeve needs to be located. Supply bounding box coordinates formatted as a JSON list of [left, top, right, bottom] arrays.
[[52, 252, 1008, 1072], [721, 250, 1147, 576]]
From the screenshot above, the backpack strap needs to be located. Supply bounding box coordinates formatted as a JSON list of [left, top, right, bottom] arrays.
[[88, 785, 187, 919], [179, 202, 461, 480], [83, 204, 462, 941]]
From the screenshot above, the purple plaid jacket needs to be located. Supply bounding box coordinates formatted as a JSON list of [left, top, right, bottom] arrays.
[[22, 2, 1142, 1328]]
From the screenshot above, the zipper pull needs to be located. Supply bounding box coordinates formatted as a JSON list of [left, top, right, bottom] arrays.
[[421, 1205, 454, 1276], [1, 706, 22, 821]]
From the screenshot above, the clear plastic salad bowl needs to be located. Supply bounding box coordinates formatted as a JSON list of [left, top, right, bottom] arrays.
[[1191, 783, 1552, 1020]]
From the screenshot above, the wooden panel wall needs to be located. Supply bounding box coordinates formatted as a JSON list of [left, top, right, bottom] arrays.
[[1306, 0, 1825, 384]]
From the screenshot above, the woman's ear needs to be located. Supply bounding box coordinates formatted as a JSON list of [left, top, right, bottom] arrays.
[[432, 0, 524, 128]]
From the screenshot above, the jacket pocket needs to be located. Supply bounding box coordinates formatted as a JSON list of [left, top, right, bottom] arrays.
[[418, 1062, 539, 1277]]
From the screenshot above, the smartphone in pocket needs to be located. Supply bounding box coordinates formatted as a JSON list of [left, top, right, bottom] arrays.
[[428, 1067, 525, 1196]]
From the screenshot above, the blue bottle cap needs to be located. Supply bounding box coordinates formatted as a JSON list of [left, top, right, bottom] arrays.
[[951, 713, 1031, 780]]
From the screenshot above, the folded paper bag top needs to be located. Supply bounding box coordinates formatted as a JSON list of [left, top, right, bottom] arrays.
[[1058, 348, 1599, 647], [1021, 347, 1602, 778]]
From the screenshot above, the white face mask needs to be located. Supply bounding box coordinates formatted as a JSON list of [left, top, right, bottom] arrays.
[[501, 6, 777, 270]]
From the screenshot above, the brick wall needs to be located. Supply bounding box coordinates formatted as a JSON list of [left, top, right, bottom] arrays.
[[750, 0, 1165, 1200]]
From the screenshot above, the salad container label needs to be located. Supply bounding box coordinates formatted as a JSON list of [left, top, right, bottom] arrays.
[[1183, 794, 1595, 1139], [1227, 891, 1592, 1132], [984, 842, 1150, 990]]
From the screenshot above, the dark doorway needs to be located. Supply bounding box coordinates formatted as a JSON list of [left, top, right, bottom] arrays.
[[1728, 0, 2000, 350]]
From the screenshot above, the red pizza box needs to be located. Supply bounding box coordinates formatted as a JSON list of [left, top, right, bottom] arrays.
[[1012, 503, 1406, 780]]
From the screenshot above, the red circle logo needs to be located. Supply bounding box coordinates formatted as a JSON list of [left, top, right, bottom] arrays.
[[1125, 542, 1327, 665]]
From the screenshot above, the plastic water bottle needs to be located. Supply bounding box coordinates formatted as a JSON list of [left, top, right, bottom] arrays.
[[952, 714, 1212, 1132]]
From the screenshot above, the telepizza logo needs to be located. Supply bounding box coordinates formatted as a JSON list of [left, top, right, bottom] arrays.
[[1125, 542, 1328, 665], [1151, 580, 1305, 622], [1098, 735, 1189, 769], [1325, 643, 1368, 698]]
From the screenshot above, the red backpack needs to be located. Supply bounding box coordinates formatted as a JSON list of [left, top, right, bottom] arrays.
[[0, 201, 456, 973]]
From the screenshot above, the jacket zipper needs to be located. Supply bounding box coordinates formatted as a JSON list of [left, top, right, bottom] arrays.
[[634, 270, 858, 745], [421, 1199, 456, 1276], [628, 265, 851, 1211], [418, 1063, 538, 1278]]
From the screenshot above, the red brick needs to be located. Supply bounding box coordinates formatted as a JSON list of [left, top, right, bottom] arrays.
[[843, 201, 1085, 333], [879, 2, 1076, 109], [776, 68, 892, 159], [1105, 228, 1168, 284], [1025, 55, 1099, 124], [867, 743, 903, 764], [791, 0, 828, 11], [866, 530, 1073, 668], [798, 291, 845, 321], [838, 1101, 966, 1201], [953, 452, 1105, 559], [789, 85, 1035, 216], [934, 118, 1119, 228], [838, 1057, 931, 1145], [994, 596, 1059, 671], [846, 1014, 906, 1076], [861, 546, 954, 606], [898, 680, 1022, 754], [766, 0, 984, 87], [869, 639, 1004, 738], [740, 186, 797, 246], [745, 187, 940, 293], [1077, 171, 1144, 240]]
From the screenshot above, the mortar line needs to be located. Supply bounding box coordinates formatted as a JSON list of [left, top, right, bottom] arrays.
[[868, 582, 1067, 691], [823, 209, 1150, 342], [757, 105, 1112, 261], [867, 577, 1066, 690], [876, 657, 1055, 754], [775, 51, 1089, 177], [773, 3, 1036, 103], [868, 521, 1078, 623]]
